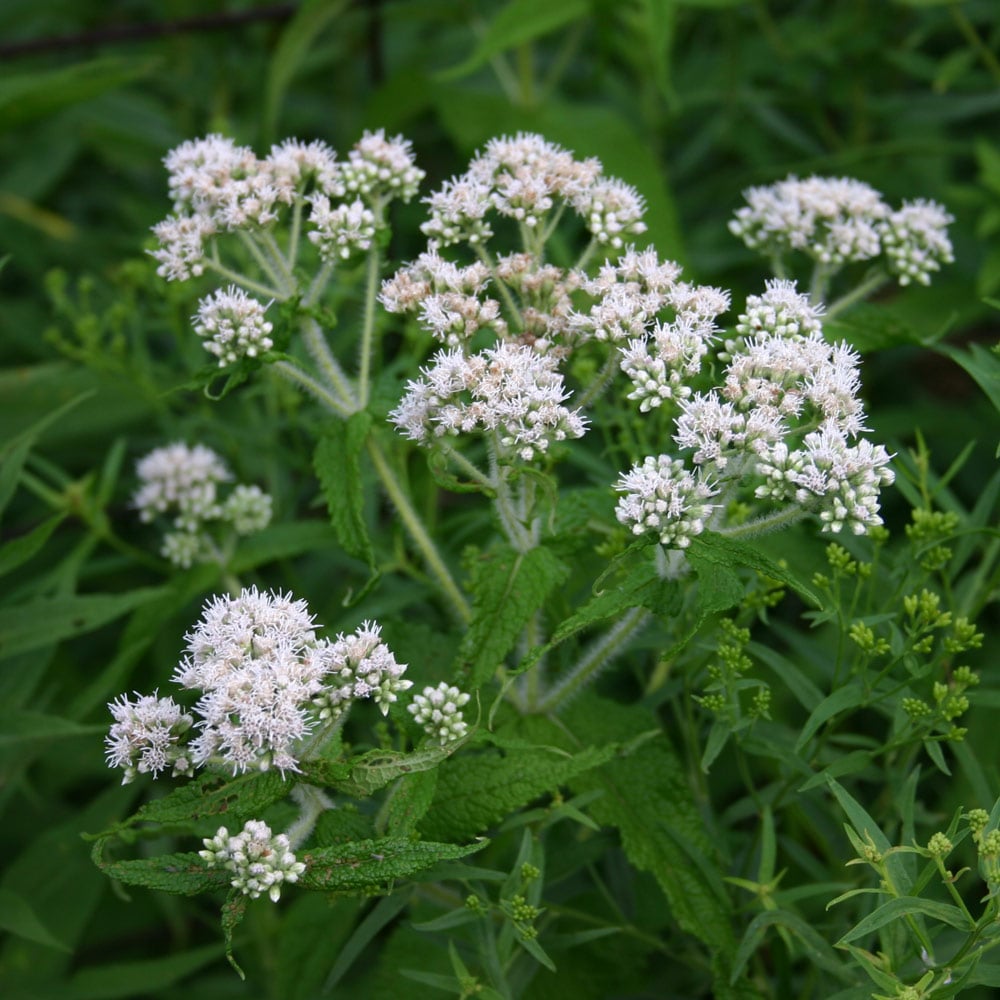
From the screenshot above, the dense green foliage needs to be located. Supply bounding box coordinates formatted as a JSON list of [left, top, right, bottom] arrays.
[[1, 2, 999, 998]]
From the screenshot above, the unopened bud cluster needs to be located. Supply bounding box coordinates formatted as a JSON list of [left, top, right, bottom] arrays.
[[200, 820, 305, 902], [407, 682, 471, 744], [132, 442, 272, 567]]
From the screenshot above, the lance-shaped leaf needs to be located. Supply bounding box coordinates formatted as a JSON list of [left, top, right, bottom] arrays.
[[298, 838, 484, 893], [94, 850, 230, 897]]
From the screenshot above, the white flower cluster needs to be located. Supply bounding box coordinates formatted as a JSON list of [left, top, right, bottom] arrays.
[[616, 280, 895, 544], [615, 456, 718, 548], [729, 175, 953, 286], [106, 589, 412, 780], [568, 247, 730, 411], [104, 692, 194, 785], [421, 132, 645, 249], [132, 443, 272, 567], [389, 342, 588, 462], [200, 820, 305, 902], [408, 682, 471, 744], [151, 131, 422, 281], [311, 621, 413, 721], [193, 285, 274, 366]]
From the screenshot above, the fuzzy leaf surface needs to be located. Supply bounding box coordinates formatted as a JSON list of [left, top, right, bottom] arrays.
[[458, 543, 569, 687], [298, 838, 483, 893]]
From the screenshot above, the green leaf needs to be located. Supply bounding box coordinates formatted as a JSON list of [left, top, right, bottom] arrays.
[[304, 743, 462, 799], [458, 543, 569, 687], [314, 411, 375, 568], [221, 891, 248, 979], [228, 519, 341, 573], [688, 532, 822, 607], [553, 696, 760, 998], [0, 57, 156, 131], [795, 683, 865, 751], [837, 896, 973, 945], [88, 771, 289, 842], [827, 778, 911, 895], [323, 893, 412, 991], [439, 0, 591, 80], [0, 586, 170, 661], [263, 0, 351, 143], [936, 342, 1000, 415], [418, 741, 616, 842], [66, 944, 225, 999], [95, 851, 230, 896], [0, 710, 103, 747], [0, 887, 71, 951], [298, 838, 484, 893], [731, 908, 849, 985], [0, 513, 66, 577], [383, 769, 439, 837]]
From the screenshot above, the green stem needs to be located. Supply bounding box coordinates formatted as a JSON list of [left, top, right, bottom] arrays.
[[574, 350, 620, 409], [285, 784, 335, 850], [287, 197, 304, 272], [358, 245, 381, 408], [302, 259, 334, 309], [473, 243, 522, 327], [824, 269, 891, 320], [436, 441, 495, 489], [535, 606, 651, 713], [718, 504, 808, 539], [203, 254, 284, 300], [259, 229, 296, 294], [488, 440, 534, 552], [237, 230, 288, 294], [300, 316, 358, 409], [272, 359, 352, 416], [366, 436, 472, 624]]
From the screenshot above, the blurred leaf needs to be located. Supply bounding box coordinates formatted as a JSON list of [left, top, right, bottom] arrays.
[[936, 342, 1000, 414], [0, 586, 170, 660], [731, 908, 848, 985], [0, 57, 157, 131], [0, 888, 70, 952], [0, 710, 102, 747], [263, 0, 351, 144], [439, 0, 591, 80], [0, 513, 66, 577], [65, 945, 225, 999]]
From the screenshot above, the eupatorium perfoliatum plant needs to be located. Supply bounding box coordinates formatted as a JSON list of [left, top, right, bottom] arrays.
[[86, 130, 998, 999]]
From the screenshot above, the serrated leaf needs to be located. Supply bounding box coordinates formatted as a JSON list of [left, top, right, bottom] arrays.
[[299, 838, 484, 893], [439, 0, 591, 80], [222, 891, 248, 979], [458, 543, 569, 687], [96, 851, 230, 896], [535, 695, 762, 999], [837, 896, 973, 945], [383, 769, 439, 837], [0, 586, 170, 660], [88, 771, 290, 841], [688, 532, 821, 607], [418, 742, 616, 842], [303, 743, 461, 799], [314, 411, 375, 567]]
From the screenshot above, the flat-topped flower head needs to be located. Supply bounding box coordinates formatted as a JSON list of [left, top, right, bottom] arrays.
[[878, 199, 955, 286], [615, 455, 719, 548], [307, 195, 377, 261], [193, 285, 274, 367], [735, 279, 823, 341], [164, 133, 258, 217], [105, 692, 194, 785], [175, 588, 324, 774], [729, 175, 888, 266], [312, 621, 412, 720], [264, 138, 338, 202], [200, 820, 305, 902], [133, 442, 231, 531], [754, 423, 895, 534], [390, 342, 588, 462], [337, 129, 425, 203]]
